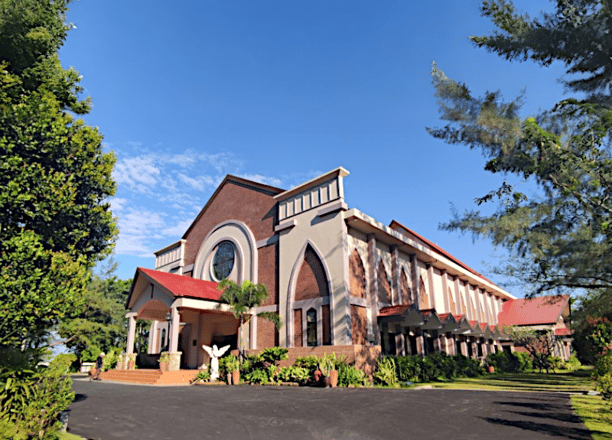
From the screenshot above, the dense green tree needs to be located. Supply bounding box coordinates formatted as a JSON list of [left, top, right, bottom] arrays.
[[572, 289, 612, 363], [0, 0, 116, 349], [58, 262, 131, 361], [429, 0, 612, 294]]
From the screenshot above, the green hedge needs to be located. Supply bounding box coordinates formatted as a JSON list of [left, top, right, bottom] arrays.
[[387, 353, 483, 383], [485, 351, 532, 372]]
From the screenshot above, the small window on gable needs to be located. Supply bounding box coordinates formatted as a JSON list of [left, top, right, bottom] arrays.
[[306, 308, 317, 347]]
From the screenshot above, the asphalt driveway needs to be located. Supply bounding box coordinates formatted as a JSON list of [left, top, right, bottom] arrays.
[[68, 379, 591, 440]]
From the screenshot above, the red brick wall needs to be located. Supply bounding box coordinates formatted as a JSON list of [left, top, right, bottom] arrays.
[[295, 247, 329, 301], [294, 309, 303, 347], [256, 317, 278, 349], [258, 242, 278, 306], [351, 305, 367, 345], [349, 249, 367, 299], [183, 181, 277, 266], [377, 261, 391, 304], [322, 304, 331, 345]]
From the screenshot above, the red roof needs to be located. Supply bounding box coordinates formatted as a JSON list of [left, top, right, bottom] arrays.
[[136, 267, 223, 302], [555, 328, 573, 336], [378, 305, 411, 317], [497, 295, 569, 327]]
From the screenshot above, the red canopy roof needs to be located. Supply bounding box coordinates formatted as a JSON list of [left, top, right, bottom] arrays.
[[497, 295, 569, 327], [378, 305, 412, 317], [555, 328, 573, 336], [136, 267, 223, 302]]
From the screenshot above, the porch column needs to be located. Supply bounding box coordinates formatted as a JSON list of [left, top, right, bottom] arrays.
[[126, 313, 137, 354], [169, 306, 180, 352]]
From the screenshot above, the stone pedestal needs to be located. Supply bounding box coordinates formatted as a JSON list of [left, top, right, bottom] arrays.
[[168, 352, 182, 371], [116, 354, 126, 371]]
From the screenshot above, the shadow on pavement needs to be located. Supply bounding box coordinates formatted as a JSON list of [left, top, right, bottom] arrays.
[[481, 417, 592, 439]]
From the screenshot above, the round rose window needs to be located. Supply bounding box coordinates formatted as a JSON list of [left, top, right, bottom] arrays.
[[212, 242, 235, 280]]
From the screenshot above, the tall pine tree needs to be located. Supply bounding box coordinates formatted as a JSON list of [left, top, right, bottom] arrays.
[[429, 0, 612, 295]]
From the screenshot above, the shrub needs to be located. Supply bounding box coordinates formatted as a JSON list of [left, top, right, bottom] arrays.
[[259, 347, 288, 365], [486, 351, 534, 373], [0, 352, 76, 440], [453, 354, 483, 378], [295, 355, 320, 375], [192, 369, 211, 383], [337, 364, 366, 387], [245, 369, 268, 384], [514, 352, 533, 371], [277, 366, 310, 384], [374, 357, 397, 386], [563, 355, 581, 370], [394, 355, 420, 382]]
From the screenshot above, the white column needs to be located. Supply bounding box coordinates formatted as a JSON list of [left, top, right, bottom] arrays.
[[169, 306, 180, 352], [126, 313, 137, 354]]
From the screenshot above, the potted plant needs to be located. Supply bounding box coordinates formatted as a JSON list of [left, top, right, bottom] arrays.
[[318, 355, 334, 388], [159, 351, 169, 372], [226, 355, 240, 385]]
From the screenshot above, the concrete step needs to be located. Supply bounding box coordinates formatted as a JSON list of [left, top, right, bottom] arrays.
[[100, 369, 199, 385]]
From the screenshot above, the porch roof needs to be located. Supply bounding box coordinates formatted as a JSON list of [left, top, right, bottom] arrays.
[[126, 267, 223, 308]]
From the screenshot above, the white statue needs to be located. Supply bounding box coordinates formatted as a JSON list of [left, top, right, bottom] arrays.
[[201, 344, 230, 381]]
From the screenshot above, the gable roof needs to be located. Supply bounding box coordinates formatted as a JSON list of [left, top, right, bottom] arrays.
[[497, 295, 570, 327], [127, 267, 223, 307], [182, 174, 284, 239]]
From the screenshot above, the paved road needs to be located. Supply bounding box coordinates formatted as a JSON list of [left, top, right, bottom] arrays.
[[68, 379, 591, 440]]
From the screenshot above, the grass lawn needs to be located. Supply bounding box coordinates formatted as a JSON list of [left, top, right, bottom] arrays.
[[571, 395, 612, 440], [59, 431, 84, 440], [426, 368, 594, 393]]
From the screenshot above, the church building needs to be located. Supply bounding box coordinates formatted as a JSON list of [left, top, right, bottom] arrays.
[[124, 167, 571, 372]]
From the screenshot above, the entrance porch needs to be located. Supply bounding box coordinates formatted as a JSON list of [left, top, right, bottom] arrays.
[[123, 267, 241, 372]]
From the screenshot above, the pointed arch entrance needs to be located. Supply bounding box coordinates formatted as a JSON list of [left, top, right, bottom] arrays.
[[286, 242, 332, 347]]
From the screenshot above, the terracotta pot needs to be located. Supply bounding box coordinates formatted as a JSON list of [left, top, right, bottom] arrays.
[[322, 376, 332, 388], [127, 360, 135, 371], [487, 366, 495, 374], [313, 369, 322, 383], [159, 361, 168, 372], [232, 370, 240, 385], [329, 369, 338, 388]]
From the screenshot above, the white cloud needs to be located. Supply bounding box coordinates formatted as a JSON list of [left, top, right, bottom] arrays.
[[239, 173, 283, 188], [113, 155, 161, 193], [177, 173, 218, 191], [110, 197, 128, 212], [164, 218, 195, 237]]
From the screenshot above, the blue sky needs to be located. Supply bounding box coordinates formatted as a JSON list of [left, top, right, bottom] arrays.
[[60, 0, 568, 297]]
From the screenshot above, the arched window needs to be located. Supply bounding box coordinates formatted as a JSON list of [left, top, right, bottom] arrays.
[[349, 249, 367, 299], [400, 269, 411, 305], [212, 241, 235, 280], [377, 261, 391, 304], [419, 276, 429, 309], [307, 308, 317, 347]]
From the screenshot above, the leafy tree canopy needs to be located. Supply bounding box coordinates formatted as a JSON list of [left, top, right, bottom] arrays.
[[0, 0, 117, 349], [429, 0, 612, 295], [58, 261, 132, 361]]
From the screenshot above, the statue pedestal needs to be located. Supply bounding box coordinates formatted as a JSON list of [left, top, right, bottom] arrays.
[[168, 352, 182, 371]]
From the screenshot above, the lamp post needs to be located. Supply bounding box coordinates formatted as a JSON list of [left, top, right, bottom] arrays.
[[165, 311, 173, 352]]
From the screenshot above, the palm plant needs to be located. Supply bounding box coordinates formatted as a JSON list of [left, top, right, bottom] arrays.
[[217, 279, 282, 359]]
